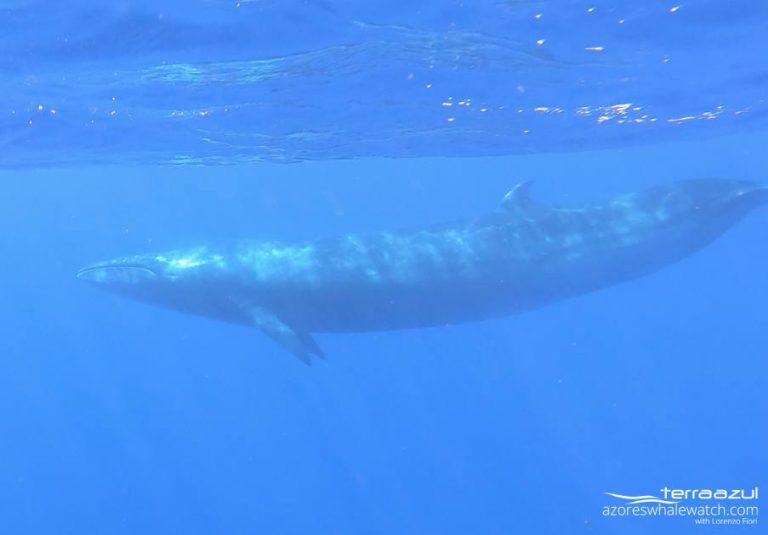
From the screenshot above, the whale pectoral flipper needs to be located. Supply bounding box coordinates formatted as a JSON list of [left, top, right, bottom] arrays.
[[248, 306, 323, 365]]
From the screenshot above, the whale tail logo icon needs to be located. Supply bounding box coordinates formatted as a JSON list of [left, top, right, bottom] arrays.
[[604, 492, 679, 505]]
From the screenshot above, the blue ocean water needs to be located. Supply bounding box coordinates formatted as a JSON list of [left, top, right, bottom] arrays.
[[0, 1, 766, 534]]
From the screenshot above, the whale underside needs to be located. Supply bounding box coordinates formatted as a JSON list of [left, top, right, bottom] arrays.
[[78, 179, 767, 363]]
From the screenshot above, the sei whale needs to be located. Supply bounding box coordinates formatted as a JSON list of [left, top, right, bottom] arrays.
[[78, 179, 767, 363]]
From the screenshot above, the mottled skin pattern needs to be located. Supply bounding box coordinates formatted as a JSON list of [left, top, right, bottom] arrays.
[[78, 179, 767, 360]]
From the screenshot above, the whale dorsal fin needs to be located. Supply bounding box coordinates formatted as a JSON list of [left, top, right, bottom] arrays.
[[501, 180, 547, 215], [501, 180, 535, 210]]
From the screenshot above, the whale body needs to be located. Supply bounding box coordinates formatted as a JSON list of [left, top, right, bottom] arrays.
[[78, 179, 767, 363]]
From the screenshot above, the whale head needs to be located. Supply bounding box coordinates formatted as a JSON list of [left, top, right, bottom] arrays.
[[77, 255, 174, 307], [676, 178, 767, 214], [78, 259, 157, 280], [78, 258, 162, 288], [664, 179, 767, 219], [613, 178, 767, 262], [76, 248, 229, 314], [633, 179, 768, 232]]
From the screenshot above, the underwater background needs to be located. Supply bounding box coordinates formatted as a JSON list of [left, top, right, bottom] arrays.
[[0, 1, 766, 533]]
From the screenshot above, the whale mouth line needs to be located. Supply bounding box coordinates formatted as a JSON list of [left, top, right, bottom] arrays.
[[77, 264, 157, 276], [76, 264, 159, 282]]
